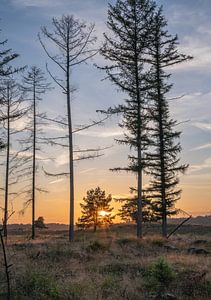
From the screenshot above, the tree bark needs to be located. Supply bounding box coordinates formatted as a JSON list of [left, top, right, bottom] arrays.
[[134, 3, 143, 239], [66, 31, 75, 242], [3, 85, 10, 239], [155, 36, 167, 238], [32, 78, 36, 239], [0, 229, 11, 299]]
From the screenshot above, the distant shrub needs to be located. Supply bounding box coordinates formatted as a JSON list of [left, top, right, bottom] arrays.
[[34, 216, 47, 229], [144, 258, 175, 299], [86, 240, 107, 253]]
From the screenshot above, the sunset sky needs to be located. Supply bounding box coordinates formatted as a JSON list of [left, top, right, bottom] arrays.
[[0, 0, 211, 224]]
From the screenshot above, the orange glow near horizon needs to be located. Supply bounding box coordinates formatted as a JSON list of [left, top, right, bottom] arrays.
[[4, 169, 211, 225]]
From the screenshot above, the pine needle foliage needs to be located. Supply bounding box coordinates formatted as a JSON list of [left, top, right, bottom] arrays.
[[145, 8, 192, 236], [77, 187, 114, 231]]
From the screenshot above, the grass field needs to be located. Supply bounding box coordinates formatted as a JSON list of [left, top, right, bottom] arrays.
[[1, 223, 211, 299]]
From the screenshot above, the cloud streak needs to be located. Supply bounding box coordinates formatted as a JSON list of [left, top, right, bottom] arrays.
[[189, 157, 211, 174], [193, 122, 211, 132], [76, 129, 124, 138], [49, 178, 64, 185], [11, 0, 63, 7], [192, 143, 211, 151]]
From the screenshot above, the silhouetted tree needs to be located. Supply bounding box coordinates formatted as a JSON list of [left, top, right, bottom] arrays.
[[0, 28, 24, 236], [35, 216, 47, 229], [0, 28, 24, 150], [0, 79, 28, 237], [0, 35, 20, 77], [145, 8, 192, 237], [116, 192, 156, 223], [77, 187, 114, 231], [99, 0, 156, 238], [39, 15, 99, 241], [20, 66, 50, 239]]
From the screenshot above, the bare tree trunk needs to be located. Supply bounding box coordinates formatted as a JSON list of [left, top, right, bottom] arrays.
[[39, 16, 97, 242], [134, 4, 143, 239], [66, 36, 75, 242], [156, 41, 167, 238], [0, 229, 11, 300], [94, 210, 97, 232], [137, 145, 143, 238], [3, 85, 10, 239], [32, 80, 36, 240]]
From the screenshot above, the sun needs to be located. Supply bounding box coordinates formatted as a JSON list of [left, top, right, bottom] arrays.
[[99, 210, 109, 217]]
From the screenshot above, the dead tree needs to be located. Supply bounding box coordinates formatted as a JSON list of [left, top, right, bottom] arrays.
[[39, 15, 99, 241], [0, 27, 25, 233], [0, 79, 28, 238], [20, 66, 50, 239]]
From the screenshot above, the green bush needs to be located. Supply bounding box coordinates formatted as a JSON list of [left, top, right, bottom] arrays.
[[144, 258, 175, 299]]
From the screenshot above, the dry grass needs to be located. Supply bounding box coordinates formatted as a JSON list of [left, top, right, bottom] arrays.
[[0, 224, 211, 299]]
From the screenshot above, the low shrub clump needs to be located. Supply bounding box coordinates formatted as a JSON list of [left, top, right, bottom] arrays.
[[144, 258, 175, 299]]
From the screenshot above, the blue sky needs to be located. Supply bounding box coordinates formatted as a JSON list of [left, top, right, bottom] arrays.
[[0, 0, 211, 222]]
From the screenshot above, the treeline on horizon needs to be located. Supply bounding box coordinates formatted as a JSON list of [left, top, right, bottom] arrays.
[[0, 0, 194, 242], [5, 214, 211, 229]]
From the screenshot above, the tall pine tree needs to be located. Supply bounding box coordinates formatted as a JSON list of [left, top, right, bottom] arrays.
[[145, 8, 192, 237], [100, 0, 156, 237]]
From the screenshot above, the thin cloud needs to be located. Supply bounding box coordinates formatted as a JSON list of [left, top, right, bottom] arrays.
[[79, 168, 97, 174], [76, 129, 123, 138], [50, 178, 64, 185], [192, 143, 211, 151], [189, 157, 211, 174], [193, 122, 211, 132], [11, 0, 63, 7]]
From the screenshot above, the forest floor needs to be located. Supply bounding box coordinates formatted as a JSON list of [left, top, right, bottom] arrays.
[[1, 223, 211, 299]]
